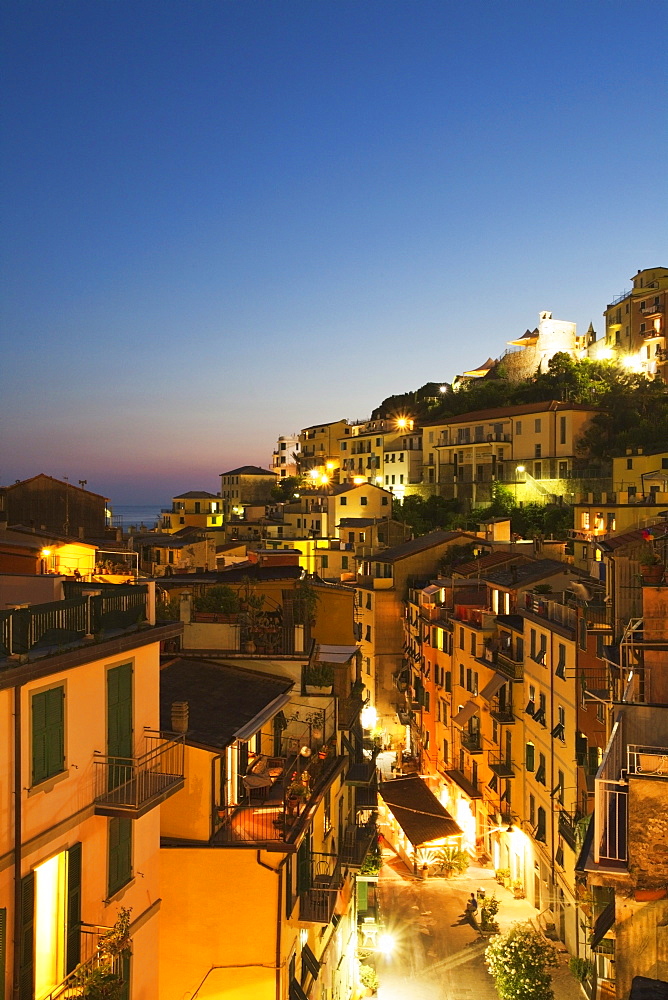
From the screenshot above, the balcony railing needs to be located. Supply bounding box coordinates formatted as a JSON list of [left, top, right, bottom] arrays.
[[461, 731, 482, 753], [627, 744, 668, 777], [489, 753, 515, 779], [524, 594, 576, 632], [495, 651, 524, 680], [641, 302, 663, 315], [490, 706, 515, 725], [0, 588, 150, 660], [41, 925, 125, 1000], [341, 818, 377, 868], [94, 730, 185, 818], [300, 852, 342, 923]]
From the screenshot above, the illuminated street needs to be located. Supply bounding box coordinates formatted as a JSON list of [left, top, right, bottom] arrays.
[[374, 856, 575, 1000]]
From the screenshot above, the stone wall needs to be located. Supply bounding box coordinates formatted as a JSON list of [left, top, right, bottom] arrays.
[[628, 776, 668, 888], [615, 895, 668, 1000]]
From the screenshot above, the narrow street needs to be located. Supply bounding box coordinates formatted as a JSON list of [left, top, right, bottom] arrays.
[[373, 854, 577, 1000]]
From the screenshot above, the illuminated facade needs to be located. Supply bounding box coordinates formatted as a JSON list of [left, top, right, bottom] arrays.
[[604, 266, 668, 379], [271, 433, 301, 480], [160, 491, 222, 532], [0, 578, 184, 1000], [298, 419, 351, 480]]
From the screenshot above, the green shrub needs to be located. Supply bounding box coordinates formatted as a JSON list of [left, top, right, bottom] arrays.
[[485, 922, 558, 1000]]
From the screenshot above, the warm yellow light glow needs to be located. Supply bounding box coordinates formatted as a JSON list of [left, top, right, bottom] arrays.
[[515, 465, 525, 473], [596, 346, 614, 361], [621, 353, 643, 372], [320, 474, 329, 485], [360, 704, 377, 730], [439, 385, 447, 393], [353, 476, 366, 485], [455, 798, 476, 851], [309, 469, 320, 480], [375, 475, 382, 483], [41, 548, 52, 558], [326, 461, 335, 470], [378, 932, 395, 956], [35, 852, 67, 998]]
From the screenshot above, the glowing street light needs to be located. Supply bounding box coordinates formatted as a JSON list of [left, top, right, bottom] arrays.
[[377, 932, 395, 957]]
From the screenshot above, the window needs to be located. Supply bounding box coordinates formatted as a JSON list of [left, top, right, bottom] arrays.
[[340, 496, 347, 506], [320, 555, 328, 570], [536, 753, 546, 785], [459, 628, 464, 650], [556, 643, 566, 679], [536, 807, 546, 842], [470, 634, 476, 657], [627, 458, 633, 470], [360, 496, 368, 506], [515, 421, 522, 434], [365, 625, 371, 642], [534, 461, 542, 479], [525, 742, 535, 771], [381, 496, 388, 506], [445, 671, 451, 693], [535, 418, 542, 433], [529, 794, 535, 827], [32, 686, 65, 785], [559, 416, 566, 445], [366, 593, 372, 609], [108, 817, 132, 896], [534, 444, 542, 458], [443, 739, 449, 765], [459, 663, 465, 687], [341, 556, 348, 570], [466, 669, 478, 695]]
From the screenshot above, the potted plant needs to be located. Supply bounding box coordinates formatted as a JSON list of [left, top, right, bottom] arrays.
[[479, 894, 500, 933], [639, 548, 665, 584], [304, 663, 334, 694], [359, 963, 380, 997], [495, 867, 510, 886], [512, 879, 525, 899]]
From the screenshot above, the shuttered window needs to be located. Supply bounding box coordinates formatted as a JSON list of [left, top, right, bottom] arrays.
[[32, 687, 64, 785], [0, 908, 6, 1000], [66, 843, 82, 973], [19, 872, 34, 1000], [107, 664, 133, 791], [108, 818, 132, 897]]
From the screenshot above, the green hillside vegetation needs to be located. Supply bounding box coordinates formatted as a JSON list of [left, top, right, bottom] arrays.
[[374, 354, 668, 460]]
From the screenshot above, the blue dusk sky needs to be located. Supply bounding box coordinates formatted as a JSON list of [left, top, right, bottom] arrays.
[[1, 0, 666, 503]]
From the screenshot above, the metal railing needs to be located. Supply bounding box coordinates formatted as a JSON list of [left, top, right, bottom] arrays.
[[461, 731, 482, 753], [0, 588, 149, 658], [41, 925, 125, 1000], [94, 730, 185, 814], [300, 852, 341, 923], [594, 720, 628, 865], [496, 651, 524, 680], [341, 819, 377, 868], [627, 744, 668, 777]]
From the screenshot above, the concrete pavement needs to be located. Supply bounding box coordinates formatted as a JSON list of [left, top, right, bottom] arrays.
[[373, 854, 581, 1000]]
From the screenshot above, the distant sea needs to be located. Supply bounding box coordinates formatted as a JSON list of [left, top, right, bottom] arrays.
[[112, 504, 164, 531]]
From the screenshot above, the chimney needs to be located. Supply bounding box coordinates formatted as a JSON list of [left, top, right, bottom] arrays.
[[171, 701, 189, 733]]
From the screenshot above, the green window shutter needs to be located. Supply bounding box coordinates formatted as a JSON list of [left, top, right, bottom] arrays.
[[108, 818, 132, 897], [0, 907, 6, 1000], [31, 687, 64, 785], [18, 872, 34, 1000], [296, 836, 311, 895], [107, 664, 133, 790], [357, 880, 368, 912], [66, 842, 82, 973], [118, 952, 131, 1000]]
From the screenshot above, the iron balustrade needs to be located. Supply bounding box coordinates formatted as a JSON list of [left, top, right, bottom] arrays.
[[94, 730, 185, 816], [300, 852, 342, 923], [40, 925, 125, 1000], [341, 819, 377, 868], [627, 744, 668, 777]]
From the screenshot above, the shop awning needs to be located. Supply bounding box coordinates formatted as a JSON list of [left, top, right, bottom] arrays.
[[380, 774, 461, 846], [451, 701, 479, 728], [312, 643, 358, 664], [479, 673, 507, 702]]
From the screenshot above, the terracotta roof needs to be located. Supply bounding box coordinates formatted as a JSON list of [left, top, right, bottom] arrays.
[[597, 521, 668, 553], [421, 400, 598, 427], [220, 466, 276, 476], [484, 558, 579, 589], [380, 775, 461, 846], [160, 658, 293, 751], [374, 530, 474, 563], [453, 552, 526, 577], [0, 473, 109, 500], [173, 491, 220, 499]]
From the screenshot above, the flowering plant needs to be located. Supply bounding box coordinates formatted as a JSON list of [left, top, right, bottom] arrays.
[[485, 922, 558, 1000]]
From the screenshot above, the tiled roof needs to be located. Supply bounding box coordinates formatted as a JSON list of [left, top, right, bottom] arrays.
[[453, 552, 526, 577], [220, 466, 276, 476], [484, 558, 579, 588], [173, 490, 220, 499], [379, 774, 461, 846], [421, 400, 598, 427], [160, 658, 293, 751], [374, 530, 475, 563]]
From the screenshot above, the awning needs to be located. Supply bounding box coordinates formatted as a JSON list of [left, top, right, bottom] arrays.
[[629, 976, 668, 1000], [479, 673, 507, 702], [312, 644, 358, 664], [380, 774, 462, 846], [233, 692, 293, 741], [451, 701, 479, 728], [422, 585, 441, 596], [590, 901, 615, 949], [445, 769, 483, 799]]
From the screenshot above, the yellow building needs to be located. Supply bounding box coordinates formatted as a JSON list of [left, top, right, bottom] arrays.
[[158, 655, 374, 1000], [0, 578, 184, 1000], [0, 527, 97, 579], [220, 466, 278, 514], [423, 400, 598, 507], [340, 418, 422, 500], [604, 266, 668, 379], [160, 491, 222, 532], [299, 419, 351, 480]]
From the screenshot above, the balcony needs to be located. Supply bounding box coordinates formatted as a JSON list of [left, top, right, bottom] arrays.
[[94, 730, 185, 818], [640, 302, 663, 316], [490, 705, 515, 725], [341, 818, 378, 868], [461, 731, 483, 754], [523, 594, 576, 633], [495, 650, 524, 680], [300, 852, 342, 923], [41, 924, 125, 1000], [489, 753, 515, 779]]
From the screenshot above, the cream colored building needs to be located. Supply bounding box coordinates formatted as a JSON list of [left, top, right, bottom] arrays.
[[604, 266, 668, 379], [160, 491, 222, 532], [0, 577, 183, 1000]]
